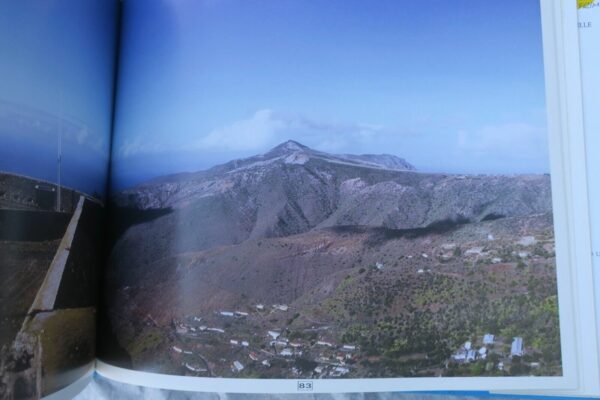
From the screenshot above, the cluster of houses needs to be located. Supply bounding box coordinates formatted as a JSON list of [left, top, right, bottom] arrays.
[[264, 330, 357, 377], [451, 333, 525, 371], [169, 306, 360, 378], [169, 310, 537, 378], [174, 319, 226, 335], [172, 303, 292, 336]]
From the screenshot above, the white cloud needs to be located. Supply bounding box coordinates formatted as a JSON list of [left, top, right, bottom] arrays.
[[113, 108, 548, 176], [118, 134, 165, 158], [191, 109, 390, 154], [457, 122, 548, 160], [194, 109, 286, 151]]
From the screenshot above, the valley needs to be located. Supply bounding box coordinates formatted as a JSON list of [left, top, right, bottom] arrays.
[[101, 141, 561, 378]]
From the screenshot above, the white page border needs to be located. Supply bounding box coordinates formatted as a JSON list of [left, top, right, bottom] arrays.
[[498, 0, 600, 397], [42, 364, 94, 400]]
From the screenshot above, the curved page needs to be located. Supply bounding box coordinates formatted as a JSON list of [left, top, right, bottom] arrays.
[[0, 1, 118, 398]]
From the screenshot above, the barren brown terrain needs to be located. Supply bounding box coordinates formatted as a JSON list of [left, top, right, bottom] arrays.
[[101, 142, 561, 378]]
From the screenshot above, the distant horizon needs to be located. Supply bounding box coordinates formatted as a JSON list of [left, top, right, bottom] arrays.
[[0, 2, 118, 197], [111, 137, 552, 192], [0, 100, 111, 197]]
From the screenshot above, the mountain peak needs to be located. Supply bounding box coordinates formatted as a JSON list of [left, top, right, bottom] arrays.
[[204, 139, 416, 175], [269, 140, 310, 154], [262, 140, 416, 171]]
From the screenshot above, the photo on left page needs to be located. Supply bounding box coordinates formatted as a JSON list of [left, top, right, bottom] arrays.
[[0, 1, 118, 398]]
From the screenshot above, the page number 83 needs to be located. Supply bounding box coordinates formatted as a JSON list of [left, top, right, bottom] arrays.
[[297, 381, 313, 391]]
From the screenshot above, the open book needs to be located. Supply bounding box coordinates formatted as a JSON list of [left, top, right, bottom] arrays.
[[1, 1, 600, 398]]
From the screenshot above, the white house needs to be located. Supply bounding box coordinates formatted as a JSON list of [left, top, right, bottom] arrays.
[[317, 340, 334, 347], [280, 348, 293, 357], [262, 359, 271, 367], [235, 311, 249, 317], [464, 341, 472, 350], [219, 311, 234, 317], [256, 304, 265, 310], [483, 334, 495, 345], [172, 346, 182, 353], [184, 363, 206, 372], [241, 341, 249, 347], [511, 337, 524, 357], [273, 304, 289, 311], [518, 236, 537, 246], [230, 340, 239, 346], [342, 344, 356, 351], [267, 330, 281, 339], [466, 350, 477, 362], [478, 347, 487, 359], [233, 361, 244, 372]]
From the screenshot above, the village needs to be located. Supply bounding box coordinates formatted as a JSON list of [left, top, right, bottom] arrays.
[[165, 300, 538, 379], [122, 224, 560, 378], [167, 303, 359, 378]]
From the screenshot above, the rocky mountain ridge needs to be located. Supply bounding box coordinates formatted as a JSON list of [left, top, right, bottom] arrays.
[[113, 140, 551, 231]]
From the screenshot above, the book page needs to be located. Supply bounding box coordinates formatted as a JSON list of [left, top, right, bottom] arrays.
[[579, 0, 600, 378], [0, 1, 119, 398], [99, 0, 584, 393]]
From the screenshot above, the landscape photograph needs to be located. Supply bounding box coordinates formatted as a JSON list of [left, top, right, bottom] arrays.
[[101, 0, 561, 379], [0, 170, 103, 398], [0, 1, 117, 398]]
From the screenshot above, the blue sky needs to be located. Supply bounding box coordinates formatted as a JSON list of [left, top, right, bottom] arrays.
[[112, 0, 549, 190], [0, 0, 118, 197]]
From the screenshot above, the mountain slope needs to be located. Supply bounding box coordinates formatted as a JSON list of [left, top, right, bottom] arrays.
[[102, 140, 559, 377], [109, 141, 551, 276]]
